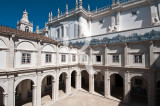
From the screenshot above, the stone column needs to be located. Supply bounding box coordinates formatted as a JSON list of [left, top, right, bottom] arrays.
[[32, 85, 37, 106], [56, 45, 59, 66], [75, 73, 78, 89], [104, 45, 108, 66], [79, 74, 82, 90], [124, 43, 128, 67], [8, 76, 14, 106], [124, 71, 131, 103], [78, 15, 83, 38], [55, 71, 59, 101], [36, 72, 41, 106], [104, 69, 110, 98], [3, 92, 8, 106], [89, 47, 93, 66], [148, 72, 155, 106], [66, 76, 71, 95], [149, 41, 154, 68], [89, 74, 94, 93], [36, 40, 41, 68], [7, 34, 15, 69], [52, 80, 56, 102]]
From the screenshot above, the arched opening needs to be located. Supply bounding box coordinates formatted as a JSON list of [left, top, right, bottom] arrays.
[[157, 81, 160, 106], [15, 79, 34, 106], [59, 72, 67, 98], [41, 75, 54, 105], [94, 72, 104, 96], [130, 76, 148, 105], [81, 70, 89, 92], [0, 86, 4, 106], [71, 71, 77, 92], [110, 74, 123, 100]]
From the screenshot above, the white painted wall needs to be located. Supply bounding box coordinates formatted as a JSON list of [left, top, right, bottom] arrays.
[[120, 6, 151, 31], [91, 15, 111, 36]]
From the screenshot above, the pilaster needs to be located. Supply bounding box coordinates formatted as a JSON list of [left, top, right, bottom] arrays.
[[7, 75, 14, 106], [124, 71, 131, 103], [104, 69, 110, 98], [89, 74, 94, 93], [36, 72, 42, 106], [52, 80, 56, 102], [104, 45, 108, 66], [124, 43, 128, 67], [32, 85, 37, 106]]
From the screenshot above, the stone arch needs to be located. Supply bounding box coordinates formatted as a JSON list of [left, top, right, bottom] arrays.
[[41, 44, 55, 52], [71, 70, 78, 89], [0, 39, 7, 48], [110, 73, 124, 100], [58, 71, 69, 78], [40, 73, 55, 84], [59, 46, 69, 53], [0, 86, 4, 106], [130, 76, 148, 105], [41, 74, 55, 104], [16, 41, 36, 51], [129, 74, 147, 81], [14, 78, 35, 106], [81, 70, 89, 91], [14, 77, 36, 91], [109, 71, 124, 79]]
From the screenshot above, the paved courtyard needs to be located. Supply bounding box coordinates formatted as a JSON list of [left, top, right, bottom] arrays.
[[53, 90, 129, 106]]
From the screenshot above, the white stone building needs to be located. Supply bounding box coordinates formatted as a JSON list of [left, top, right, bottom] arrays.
[[0, 0, 160, 106]]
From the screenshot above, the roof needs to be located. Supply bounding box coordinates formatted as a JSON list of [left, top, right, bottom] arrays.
[[0, 25, 58, 44]]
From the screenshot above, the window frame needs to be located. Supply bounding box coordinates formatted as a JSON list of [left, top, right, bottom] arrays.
[[112, 55, 119, 63], [21, 53, 31, 64], [72, 54, 76, 62], [82, 55, 87, 62], [96, 55, 101, 62], [61, 55, 66, 62], [45, 54, 52, 63], [134, 55, 142, 64]]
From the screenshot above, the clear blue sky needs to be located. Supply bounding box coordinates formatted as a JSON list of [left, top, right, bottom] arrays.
[[0, 0, 112, 31]]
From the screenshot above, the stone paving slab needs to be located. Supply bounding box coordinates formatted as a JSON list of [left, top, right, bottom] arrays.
[[52, 91, 129, 106]]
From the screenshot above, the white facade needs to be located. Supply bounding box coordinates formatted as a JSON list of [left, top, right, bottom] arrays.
[[0, 0, 160, 106]]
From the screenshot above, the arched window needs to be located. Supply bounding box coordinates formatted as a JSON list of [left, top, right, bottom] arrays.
[[25, 26, 29, 32]]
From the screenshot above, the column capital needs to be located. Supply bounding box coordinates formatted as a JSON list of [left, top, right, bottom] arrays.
[[32, 85, 37, 88], [52, 80, 56, 83], [3, 92, 8, 96]]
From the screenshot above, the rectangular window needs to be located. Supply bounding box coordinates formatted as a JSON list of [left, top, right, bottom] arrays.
[[113, 55, 119, 63], [72, 55, 76, 62], [61, 55, 66, 62], [134, 55, 142, 63], [57, 28, 60, 38], [22, 53, 31, 64], [46, 54, 52, 63], [82, 55, 87, 62], [61, 26, 64, 37], [96, 55, 101, 62]]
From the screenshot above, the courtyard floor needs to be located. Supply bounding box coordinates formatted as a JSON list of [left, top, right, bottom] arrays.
[[53, 90, 129, 106]]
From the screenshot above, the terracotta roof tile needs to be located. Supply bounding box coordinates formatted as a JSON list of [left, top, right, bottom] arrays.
[[0, 25, 58, 44]]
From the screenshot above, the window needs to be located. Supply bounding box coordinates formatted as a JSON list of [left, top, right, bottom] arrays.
[[96, 55, 101, 62], [135, 79, 142, 86], [82, 55, 87, 62], [46, 54, 52, 63], [99, 19, 104, 24], [22, 53, 31, 64], [61, 26, 64, 37], [61, 55, 66, 62], [72, 55, 76, 62], [113, 55, 119, 63], [134, 55, 142, 63], [57, 28, 60, 38], [25, 26, 29, 32], [47, 76, 52, 86], [131, 11, 138, 16]]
